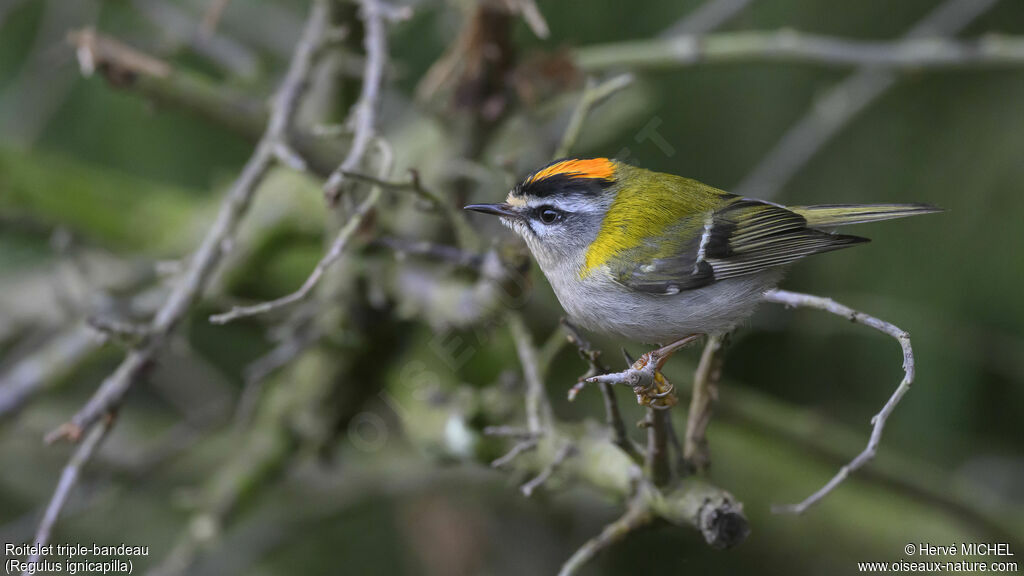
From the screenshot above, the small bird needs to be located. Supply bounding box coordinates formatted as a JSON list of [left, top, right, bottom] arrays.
[[465, 158, 939, 345]]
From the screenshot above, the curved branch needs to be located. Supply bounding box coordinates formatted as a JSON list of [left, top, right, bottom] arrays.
[[763, 289, 915, 514]]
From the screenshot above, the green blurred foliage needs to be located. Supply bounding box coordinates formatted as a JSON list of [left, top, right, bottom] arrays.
[[1, 0, 1022, 575]]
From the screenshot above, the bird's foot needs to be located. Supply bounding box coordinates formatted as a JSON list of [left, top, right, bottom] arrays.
[[576, 334, 702, 408]]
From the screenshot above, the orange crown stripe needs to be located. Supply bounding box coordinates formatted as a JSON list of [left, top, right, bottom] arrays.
[[527, 158, 615, 184]]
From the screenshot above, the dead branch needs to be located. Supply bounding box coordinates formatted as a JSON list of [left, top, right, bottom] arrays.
[[521, 442, 576, 496], [561, 320, 637, 459], [323, 0, 408, 203], [684, 333, 727, 473], [558, 475, 749, 575], [25, 416, 113, 569], [763, 289, 915, 514], [558, 492, 654, 576], [28, 3, 331, 552], [209, 142, 392, 324]]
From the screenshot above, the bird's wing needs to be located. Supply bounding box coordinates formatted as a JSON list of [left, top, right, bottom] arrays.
[[606, 197, 868, 295]]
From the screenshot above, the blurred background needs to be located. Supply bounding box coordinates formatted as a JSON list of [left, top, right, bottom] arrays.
[[1, 0, 1023, 574]]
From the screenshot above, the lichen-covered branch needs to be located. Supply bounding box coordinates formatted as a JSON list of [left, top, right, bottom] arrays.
[[47, 1, 329, 444], [557, 473, 749, 576], [557, 494, 654, 576], [28, 2, 331, 549]]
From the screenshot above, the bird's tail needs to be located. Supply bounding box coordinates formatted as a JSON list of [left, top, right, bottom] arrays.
[[791, 203, 943, 227]]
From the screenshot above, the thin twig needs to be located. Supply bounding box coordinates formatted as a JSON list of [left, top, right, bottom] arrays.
[[561, 320, 637, 459], [684, 333, 727, 473], [521, 442, 576, 496], [763, 289, 915, 514], [25, 416, 113, 571], [85, 315, 150, 345], [42, 0, 329, 443], [508, 313, 554, 435], [555, 73, 634, 158], [234, 323, 322, 428], [575, 29, 1024, 72], [483, 426, 534, 439], [490, 437, 539, 468], [734, 0, 1000, 199], [558, 495, 654, 576], [337, 168, 478, 249], [323, 0, 401, 203], [376, 237, 484, 270], [210, 143, 393, 324]]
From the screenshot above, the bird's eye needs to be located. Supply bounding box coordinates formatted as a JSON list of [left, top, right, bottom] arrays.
[[537, 207, 562, 224]]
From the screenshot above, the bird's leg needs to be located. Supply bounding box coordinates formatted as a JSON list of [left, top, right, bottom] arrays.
[[584, 334, 702, 409]]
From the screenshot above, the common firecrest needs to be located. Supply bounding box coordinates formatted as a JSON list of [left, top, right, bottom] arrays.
[[465, 158, 939, 344]]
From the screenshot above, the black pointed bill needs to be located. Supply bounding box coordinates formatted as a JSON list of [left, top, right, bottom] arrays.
[[463, 203, 520, 218]]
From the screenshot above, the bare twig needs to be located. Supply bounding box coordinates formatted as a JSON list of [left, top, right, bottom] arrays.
[[235, 322, 322, 428], [376, 237, 484, 270], [575, 29, 1024, 72], [41, 0, 329, 447], [558, 492, 654, 576], [85, 315, 150, 345], [684, 333, 727, 473], [324, 0, 404, 203], [68, 28, 171, 78], [336, 168, 478, 249], [483, 425, 534, 439], [490, 437, 538, 468], [521, 442, 576, 496], [555, 73, 634, 158], [763, 289, 915, 514], [25, 416, 113, 571], [561, 320, 637, 459], [508, 313, 554, 435], [734, 0, 999, 199], [210, 142, 392, 324]]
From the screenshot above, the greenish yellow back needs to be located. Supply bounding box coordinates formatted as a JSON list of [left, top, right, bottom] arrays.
[[580, 164, 728, 278]]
